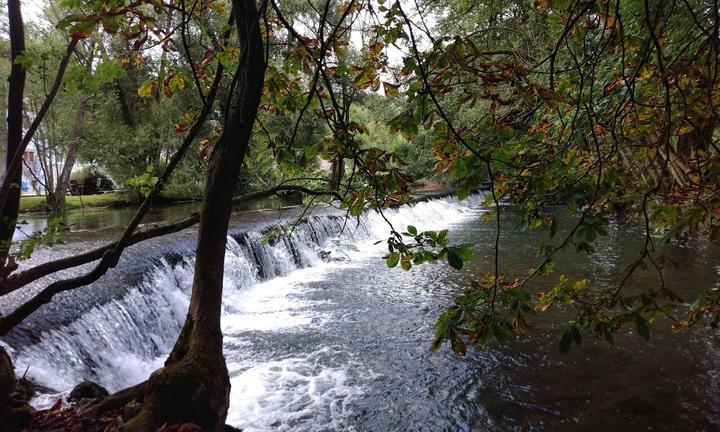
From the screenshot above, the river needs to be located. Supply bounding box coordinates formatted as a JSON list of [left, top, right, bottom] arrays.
[[1, 195, 718, 431]]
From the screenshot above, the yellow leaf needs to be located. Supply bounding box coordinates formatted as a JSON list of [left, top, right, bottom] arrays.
[[382, 81, 399, 98]]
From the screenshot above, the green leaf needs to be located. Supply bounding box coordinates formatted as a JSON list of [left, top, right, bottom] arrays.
[[399, 116, 418, 140], [447, 250, 463, 270], [13, 52, 38, 70], [492, 323, 512, 343], [457, 183, 472, 201], [454, 244, 473, 262], [349, 198, 364, 216], [95, 58, 127, 83], [304, 144, 319, 159], [383, 81, 400, 98], [407, 225, 417, 235], [538, 257, 556, 276], [386, 252, 400, 268], [452, 158, 468, 179]]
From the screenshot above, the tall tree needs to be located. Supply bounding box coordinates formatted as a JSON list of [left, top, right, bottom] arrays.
[[1, 0, 27, 275], [124, 0, 265, 428]]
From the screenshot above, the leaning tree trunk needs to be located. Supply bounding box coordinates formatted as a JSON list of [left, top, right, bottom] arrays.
[[1, 0, 26, 271], [48, 96, 88, 213], [122, 1, 265, 430], [49, 43, 94, 213]]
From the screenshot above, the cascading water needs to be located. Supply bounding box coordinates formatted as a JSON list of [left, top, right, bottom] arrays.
[[0, 195, 486, 430]]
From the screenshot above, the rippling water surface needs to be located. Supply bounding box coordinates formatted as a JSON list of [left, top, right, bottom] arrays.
[[1, 195, 719, 431]]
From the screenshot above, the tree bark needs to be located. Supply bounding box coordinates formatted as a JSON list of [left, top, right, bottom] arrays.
[[49, 42, 94, 213], [330, 156, 344, 190], [122, 0, 265, 429], [48, 96, 89, 212], [1, 0, 26, 273], [116, 81, 135, 128], [0, 346, 32, 431]]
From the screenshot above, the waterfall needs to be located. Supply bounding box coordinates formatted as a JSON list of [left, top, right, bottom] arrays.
[[0, 194, 485, 415]]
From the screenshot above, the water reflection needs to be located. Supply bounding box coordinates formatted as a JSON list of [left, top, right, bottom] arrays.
[[13, 197, 285, 241]]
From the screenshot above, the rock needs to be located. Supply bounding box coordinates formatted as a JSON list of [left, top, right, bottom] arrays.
[[68, 381, 109, 402], [224, 425, 242, 432], [122, 400, 141, 421]]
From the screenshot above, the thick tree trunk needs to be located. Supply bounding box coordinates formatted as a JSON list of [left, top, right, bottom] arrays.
[[48, 97, 88, 213], [0, 346, 32, 431], [0, 0, 25, 263], [122, 1, 265, 430], [1, 0, 26, 272]]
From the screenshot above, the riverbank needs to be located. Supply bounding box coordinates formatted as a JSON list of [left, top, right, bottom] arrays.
[[18, 184, 456, 214], [18, 193, 138, 213], [13, 187, 458, 242]]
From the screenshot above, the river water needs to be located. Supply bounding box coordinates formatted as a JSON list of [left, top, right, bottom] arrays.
[[1, 195, 719, 431], [12, 197, 288, 241]]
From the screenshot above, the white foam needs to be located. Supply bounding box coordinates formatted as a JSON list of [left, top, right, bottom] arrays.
[[226, 348, 362, 432], [222, 265, 333, 332]]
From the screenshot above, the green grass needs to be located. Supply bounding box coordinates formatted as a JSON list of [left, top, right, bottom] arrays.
[[19, 193, 135, 213]]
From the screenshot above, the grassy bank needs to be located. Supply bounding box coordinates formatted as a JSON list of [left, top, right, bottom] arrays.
[[19, 193, 136, 213]]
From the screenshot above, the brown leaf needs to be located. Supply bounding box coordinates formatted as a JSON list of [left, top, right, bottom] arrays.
[[533, 0, 553, 9]]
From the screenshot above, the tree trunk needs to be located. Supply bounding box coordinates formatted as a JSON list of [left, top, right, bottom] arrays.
[[1, 0, 26, 272], [48, 96, 89, 213], [122, 0, 265, 430], [116, 81, 135, 128], [330, 156, 344, 190], [0, 346, 32, 431], [49, 41, 94, 213]]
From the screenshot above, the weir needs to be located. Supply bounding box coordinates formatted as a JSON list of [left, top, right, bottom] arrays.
[[0, 195, 485, 418]]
